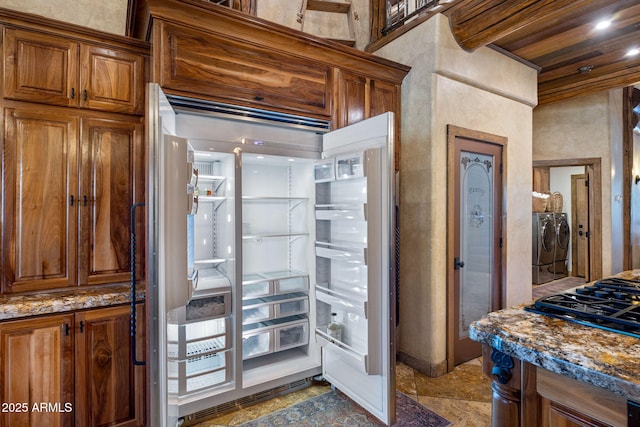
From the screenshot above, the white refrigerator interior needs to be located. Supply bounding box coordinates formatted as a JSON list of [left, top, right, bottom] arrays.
[[149, 83, 395, 426]]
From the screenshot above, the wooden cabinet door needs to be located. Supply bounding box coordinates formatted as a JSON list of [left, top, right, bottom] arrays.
[[79, 45, 145, 115], [0, 314, 75, 427], [78, 117, 144, 286], [159, 22, 331, 117], [75, 305, 145, 427], [335, 69, 367, 129], [2, 107, 79, 293], [3, 28, 79, 107]]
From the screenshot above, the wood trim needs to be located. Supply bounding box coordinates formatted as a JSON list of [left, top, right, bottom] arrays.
[[532, 158, 603, 280], [622, 87, 639, 271], [447, 125, 507, 372]]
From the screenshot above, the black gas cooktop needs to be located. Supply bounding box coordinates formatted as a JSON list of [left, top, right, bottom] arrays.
[[525, 277, 640, 339]]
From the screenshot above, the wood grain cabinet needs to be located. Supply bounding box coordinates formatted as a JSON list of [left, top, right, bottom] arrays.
[[0, 305, 145, 427], [3, 28, 145, 115], [0, 314, 75, 427], [1, 105, 144, 293]]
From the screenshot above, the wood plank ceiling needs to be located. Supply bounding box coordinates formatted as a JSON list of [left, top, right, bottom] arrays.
[[444, 0, 640, 105]]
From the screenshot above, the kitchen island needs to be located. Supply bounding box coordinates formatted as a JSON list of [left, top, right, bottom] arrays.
[[470, 271, 640, 427]]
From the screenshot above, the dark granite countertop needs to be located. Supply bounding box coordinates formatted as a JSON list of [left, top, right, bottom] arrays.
[[0, 284, 145, 320], [469, 270, 640, 402]]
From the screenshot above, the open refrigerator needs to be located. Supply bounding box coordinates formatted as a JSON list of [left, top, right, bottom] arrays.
[[147, 83, 396, 426]]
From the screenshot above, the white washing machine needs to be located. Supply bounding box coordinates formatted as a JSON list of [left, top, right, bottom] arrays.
[[553, 213, 570, 278], [532, 213, 556, 284]]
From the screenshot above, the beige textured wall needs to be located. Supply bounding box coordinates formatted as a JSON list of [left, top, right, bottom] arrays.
[[374, 14, 537, 372], [533, 91, 623, 277], [1, 0, 128, 35]]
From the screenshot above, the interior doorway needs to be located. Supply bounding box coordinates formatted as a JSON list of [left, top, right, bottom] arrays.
[[446, 126, 506, 370], [533, 159, 602, 281]]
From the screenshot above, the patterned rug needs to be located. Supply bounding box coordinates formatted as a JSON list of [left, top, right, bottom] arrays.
[[238, 390, 451, 427]]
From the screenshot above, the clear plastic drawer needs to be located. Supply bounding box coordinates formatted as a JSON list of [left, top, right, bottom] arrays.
[[242, 280, 272, 299], [242, 301, 273, 324], [242, 330, 273, 360], [275, 321, 309, 351], [275, 296, 309, 318], [274, 275, 309, 294]]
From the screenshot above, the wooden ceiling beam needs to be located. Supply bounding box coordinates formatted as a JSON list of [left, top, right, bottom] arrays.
[[446, 0, 611, 52]]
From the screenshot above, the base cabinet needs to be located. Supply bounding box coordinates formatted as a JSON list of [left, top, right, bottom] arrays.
[[0, 305, 145, 427]]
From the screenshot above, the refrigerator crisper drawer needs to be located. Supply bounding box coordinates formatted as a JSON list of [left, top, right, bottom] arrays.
[[242, 272, 309, 299], [168, 317, 230, 359], [242, 293, 309, 325], [242, 316, 309, 360]]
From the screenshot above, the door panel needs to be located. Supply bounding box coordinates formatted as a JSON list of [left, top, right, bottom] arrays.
[[79, 117, 144, 286], [2, 107, 78, 292], [452, 137, 502, 365], [571, 174, 589, 279]]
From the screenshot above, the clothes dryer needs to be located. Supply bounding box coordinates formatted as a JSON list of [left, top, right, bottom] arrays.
[[532, 213, 555, 284], [553, 213, 570, 278]]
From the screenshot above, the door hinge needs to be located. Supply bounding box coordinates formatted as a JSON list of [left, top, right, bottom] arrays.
[[500, 163, 503, 174], [585, 180, 589, 187], [499, 237, 503, 248]]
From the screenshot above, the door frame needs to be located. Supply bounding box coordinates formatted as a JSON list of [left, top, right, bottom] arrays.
[[570, 173, 588, 278], [533, 158, 602, 281], [446, 125, 507, 372]]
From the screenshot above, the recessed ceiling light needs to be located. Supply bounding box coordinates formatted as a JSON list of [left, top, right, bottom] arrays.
[[626, 48, 640, 57], [595, 19, 612, 30]]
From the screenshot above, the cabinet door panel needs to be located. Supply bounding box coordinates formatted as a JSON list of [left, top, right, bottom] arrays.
[[335, 69, 366, 129], [80, 45, 145, 115], [160, 22, 330, 117], [2, 107, 78, 293], [3, 28, 79, 106], [0, 315, 74, 427], [75, 305, 145, 427], [79, 117, 144, 286]]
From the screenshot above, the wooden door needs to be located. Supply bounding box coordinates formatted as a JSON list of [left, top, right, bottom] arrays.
[[75, 305, 145, 427], [79, 117, 144, 286], [79, 44, 145, 115], [448, 128, 504, 366], [571, 174, 589, 279], [0, 314, 75, 427], [335, 69, 367, 128], [3, 28, 79, 106], [2, 107, 79, 293]]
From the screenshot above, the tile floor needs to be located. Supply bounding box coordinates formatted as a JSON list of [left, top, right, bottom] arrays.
[[194, 277, 583, 427]]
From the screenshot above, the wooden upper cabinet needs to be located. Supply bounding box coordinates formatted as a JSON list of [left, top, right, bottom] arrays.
[[79, 117, 145, 287], [158, 22, 331, 117], [0, 314, 75, 427], [3, 28, 145, 115], [2, 107, 79, 293], [75, 305, 145, 427]]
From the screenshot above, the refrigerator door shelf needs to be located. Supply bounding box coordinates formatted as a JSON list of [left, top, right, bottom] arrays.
[[315, 205, 366, 221], [315, 244, 367, 265], [315, 329, 374, 374], [315, 285, 367, 319], [314, 159, 335, 182], [335, 152, 364, 180]]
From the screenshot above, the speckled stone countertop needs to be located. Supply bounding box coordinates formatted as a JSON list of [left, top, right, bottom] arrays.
[[0, 284, 145, 321], [469, 270, 640, 402]]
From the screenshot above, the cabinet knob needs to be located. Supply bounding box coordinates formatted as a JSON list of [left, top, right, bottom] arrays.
[[83, 89, 88, 101]]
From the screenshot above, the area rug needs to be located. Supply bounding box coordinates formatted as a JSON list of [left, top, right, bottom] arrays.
[[238, 390, 451, 427]]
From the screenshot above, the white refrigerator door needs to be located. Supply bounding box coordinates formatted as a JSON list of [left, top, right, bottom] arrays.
[[318, 112, 396, 425]]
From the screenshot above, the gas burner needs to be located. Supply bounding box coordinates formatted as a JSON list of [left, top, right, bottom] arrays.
[[525, 278, 640, 339]]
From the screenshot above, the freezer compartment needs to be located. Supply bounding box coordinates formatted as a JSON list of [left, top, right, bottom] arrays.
[[242, 316, 309, 360], [242, 271, 309, 299], [168, 317, 230, 359], [242, 292, 309, 325]]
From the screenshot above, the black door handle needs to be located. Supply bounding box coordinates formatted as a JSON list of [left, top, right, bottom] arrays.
[[454, 257, 465, 270]]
